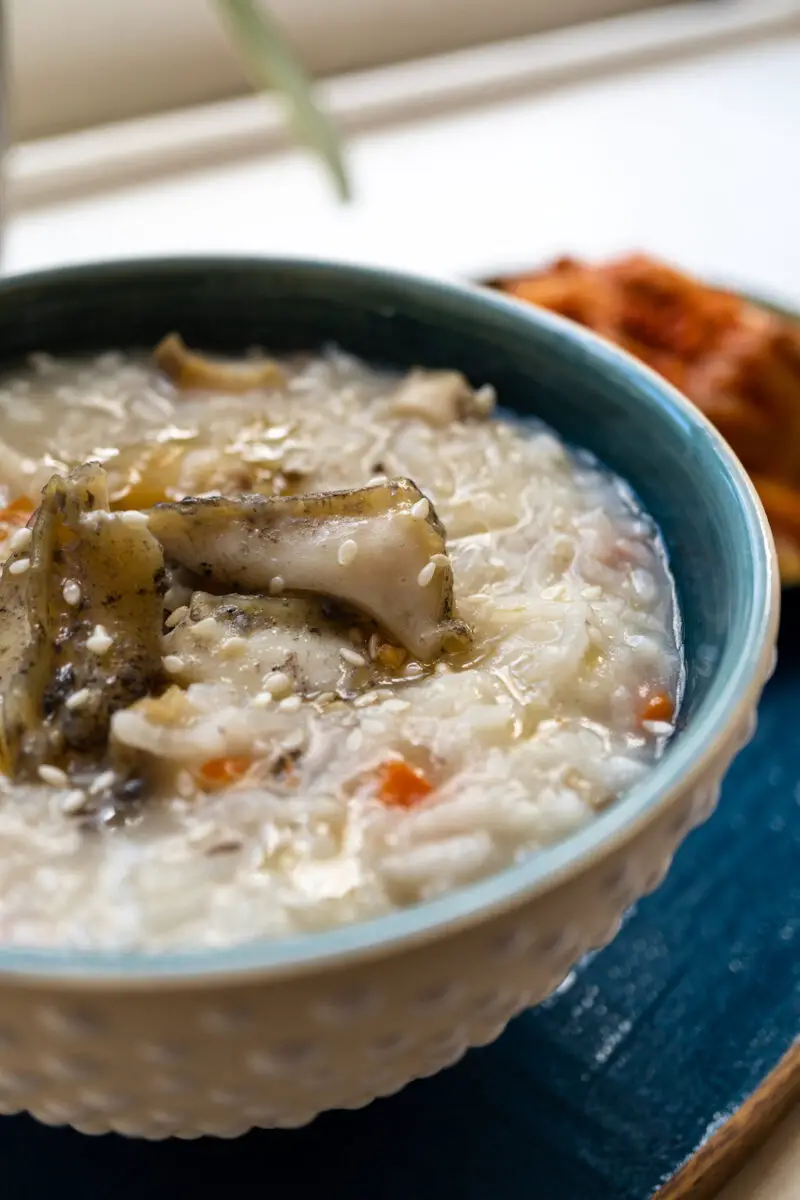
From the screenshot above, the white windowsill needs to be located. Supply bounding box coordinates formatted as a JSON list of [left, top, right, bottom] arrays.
[[6, 18, 800, 311], [7, 0, 800, 215], [10, 0, 673, 141]]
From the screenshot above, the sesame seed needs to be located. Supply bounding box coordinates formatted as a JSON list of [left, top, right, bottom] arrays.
[[353, 692, 378, 708], [382, 698, 411, 714], [164, 584, 191, 610], [86, 625, 113, 655], [368, 633, 381, 660], [473, 383, 497, 414], [265, 424, 291, 441], [187, 821, 218, 846], [176, 770, 196, 798], [403, 661, 424, 678], [430, 553, 450, 566], [269, 575, 285, 595], [162, 654, 185, 674], [279, 695, 302, 712], [282, 729, 305, 752], [8, 527, 32, 552], [119, 509, 149, 528], [369, 474, 388, 485], [60, 789, 87, 815], [642, 720, 674, 736], [340, 647, 366, 668], [338, 539, 358, 566], [165, 605, 189, 629], [8, 557, 30, 576], [252, 691, 274, 708], [192, 616, 220, 642], [38, 764, 68, 787], [65, 687, 91, 711], [346, 729, 363, 752], [315, 691, 336, 706], [62, 580, 82, 606], [417, 562, 436, 587], [362, 717, 386, 735], [89, 769, 117, 795], [263, 670, 292, 697], [410, 497, 430, 520], [220, 636, 247, 658]]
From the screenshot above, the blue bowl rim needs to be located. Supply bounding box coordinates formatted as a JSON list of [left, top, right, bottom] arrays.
[[0, 255, 779, 987]]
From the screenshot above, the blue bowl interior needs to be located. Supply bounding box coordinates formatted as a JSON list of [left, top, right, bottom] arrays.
[[0, 258, 773, 980]]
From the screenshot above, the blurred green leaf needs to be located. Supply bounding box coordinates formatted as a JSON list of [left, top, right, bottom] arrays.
[[215, 0, 350, 200]]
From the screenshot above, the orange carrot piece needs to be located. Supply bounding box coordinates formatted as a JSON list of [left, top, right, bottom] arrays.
[[377, 760, 434, 808], [198, 756, 253, 789], [640, 690, 674, 724], [0, 496, 34, 527]]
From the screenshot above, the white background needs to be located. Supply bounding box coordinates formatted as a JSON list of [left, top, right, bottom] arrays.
[[7, 33, 800, 308], [8, 0, 663, 139]]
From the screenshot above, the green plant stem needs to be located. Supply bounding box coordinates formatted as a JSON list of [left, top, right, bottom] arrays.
[[215, 0, 350, 201]]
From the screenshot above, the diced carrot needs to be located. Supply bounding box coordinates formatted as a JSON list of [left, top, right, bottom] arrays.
[[377, 760, 434, 809], [0, 496, 34, 527], [197, 756, 253, 789], [640, 690, 674, 724]]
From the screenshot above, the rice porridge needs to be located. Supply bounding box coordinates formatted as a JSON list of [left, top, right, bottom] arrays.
[[0, 340, 682, 949]]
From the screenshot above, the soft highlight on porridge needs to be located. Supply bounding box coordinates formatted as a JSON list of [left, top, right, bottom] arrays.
[[0, 341, 682, 949]]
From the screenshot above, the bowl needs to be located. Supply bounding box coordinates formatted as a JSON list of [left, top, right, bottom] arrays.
[[0, 257, 779, 1138]]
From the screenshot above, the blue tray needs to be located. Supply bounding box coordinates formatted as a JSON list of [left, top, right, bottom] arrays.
[[3, 596, 799, 1199]]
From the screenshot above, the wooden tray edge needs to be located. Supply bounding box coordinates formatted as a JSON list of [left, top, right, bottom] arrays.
[[653, 1040, 800, 1200]]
